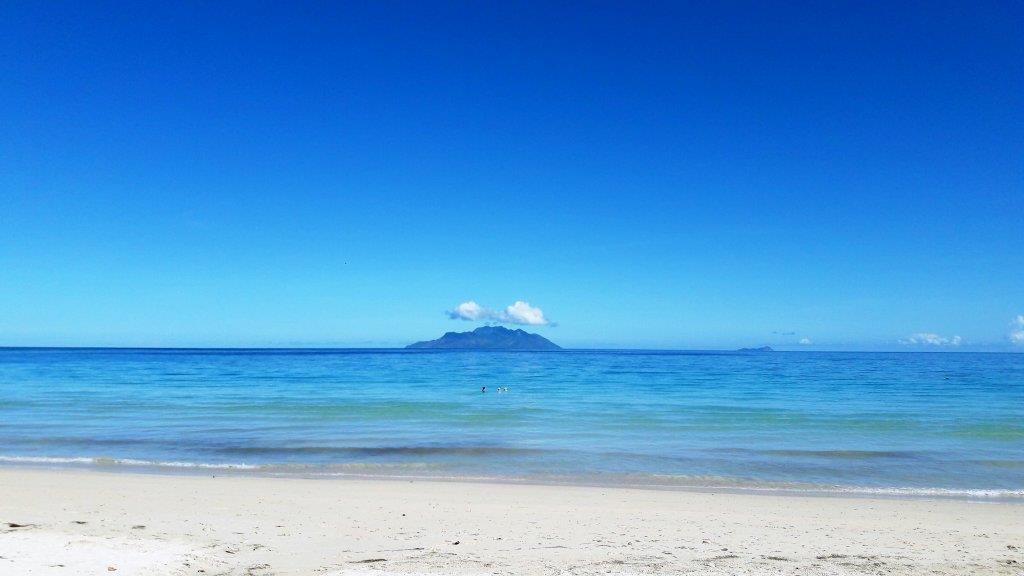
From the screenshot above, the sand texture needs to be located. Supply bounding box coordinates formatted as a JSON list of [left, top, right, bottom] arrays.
[[1, 468, 1022, 575]]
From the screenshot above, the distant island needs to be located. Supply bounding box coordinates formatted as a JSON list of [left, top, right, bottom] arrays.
[[407, 326, 561, 350], [737, 346, 774, 352]]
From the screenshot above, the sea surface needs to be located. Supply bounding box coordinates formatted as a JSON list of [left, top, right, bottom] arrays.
[[1, 348, 1022, 498]]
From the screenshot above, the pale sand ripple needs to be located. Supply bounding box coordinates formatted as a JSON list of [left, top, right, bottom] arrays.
[[1, 468, 1022, 575]]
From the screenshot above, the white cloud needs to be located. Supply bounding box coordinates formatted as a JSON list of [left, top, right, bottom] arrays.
[[799, 338, 812, 345], [900, 333, 962, 347], [447, 301, 487, 321], [446, 300, 550, 326], [1010, 315, 1024, 345], [502, 301, 548, 325]]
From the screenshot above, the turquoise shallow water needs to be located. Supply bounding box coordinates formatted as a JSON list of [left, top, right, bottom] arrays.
[[1, 348, 1022, 497]]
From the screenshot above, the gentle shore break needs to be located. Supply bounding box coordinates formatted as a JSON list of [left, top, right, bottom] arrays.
[[1, 468, 1021, 575]]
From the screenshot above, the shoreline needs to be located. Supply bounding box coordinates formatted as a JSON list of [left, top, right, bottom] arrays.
[[2, 460, 1022, 503], [2, 467, 1022, 575]]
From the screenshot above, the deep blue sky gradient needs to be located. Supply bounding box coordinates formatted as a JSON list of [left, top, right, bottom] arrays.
[[2, 2, 1022, 348]]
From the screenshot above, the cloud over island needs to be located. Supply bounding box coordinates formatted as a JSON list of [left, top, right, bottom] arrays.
[[447, 300, 550, 326]]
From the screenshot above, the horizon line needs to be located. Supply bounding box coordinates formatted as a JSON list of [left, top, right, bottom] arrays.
[[0, 345, 1020, 354]]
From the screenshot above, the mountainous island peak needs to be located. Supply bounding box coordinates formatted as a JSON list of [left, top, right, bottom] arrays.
[[407, 326, 561, 350]]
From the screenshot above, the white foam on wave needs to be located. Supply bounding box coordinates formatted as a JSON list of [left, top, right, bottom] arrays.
[[826, 485, 1024, 499], [1, 455, 1021, 499], [0, 455, 96, 464], [0, 455, 260, 470]]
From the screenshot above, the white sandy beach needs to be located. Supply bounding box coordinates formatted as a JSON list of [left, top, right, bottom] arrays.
[[0, 468, 1021, 575]]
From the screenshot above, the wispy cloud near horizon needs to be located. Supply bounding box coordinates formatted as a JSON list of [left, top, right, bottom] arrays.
[[900, 332, 962, 347], [1010, 315, 1024, 345], [447, 300, 550, 326]]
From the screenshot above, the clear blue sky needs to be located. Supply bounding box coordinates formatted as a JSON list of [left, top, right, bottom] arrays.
[[2, 2, 1022, 349]]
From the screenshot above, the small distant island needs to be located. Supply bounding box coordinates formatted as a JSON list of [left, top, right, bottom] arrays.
[[737, 346, 774, 352], [407, 326, 561, 350]]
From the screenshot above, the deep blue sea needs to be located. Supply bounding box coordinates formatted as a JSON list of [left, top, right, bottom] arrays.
[[1, 348, 1022, 497]]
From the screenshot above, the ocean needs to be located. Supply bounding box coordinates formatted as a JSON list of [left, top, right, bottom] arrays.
[[0, 348, 1021, 498]]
